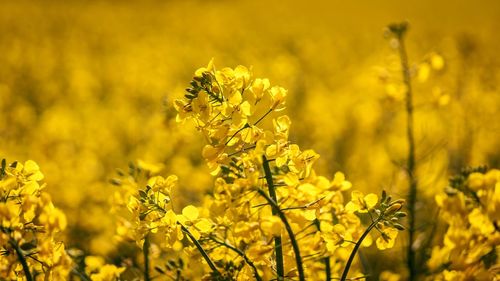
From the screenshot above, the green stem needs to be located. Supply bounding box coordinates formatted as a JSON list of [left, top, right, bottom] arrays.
[[254, 109, 273, 126], [71, 268, 91, 281], [10, 239, 33, 281], [395, 26, 418, 281], [180, 224, 221, 276], [262, 156, 285, 280], [209, 236, 263, 281], [143, 235, 151, 281], [340, 220, 378, 281], [257, 189, 305, 281], [314, 219, 331, 281]]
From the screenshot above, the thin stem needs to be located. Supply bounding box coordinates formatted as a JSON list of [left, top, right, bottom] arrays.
[[340, 220, 379, 281], [262, 156, 285, 280], [143, 234, 151, 281], [228, 145, 257, 157], [225, 123, 250, 146], [257, 189, 305, 281], [314, 219, 331, 281], [209, 236, 263, 281], [282, 197, 324, 211], [180, 224, 221, 277], [254, 108, 273, 126], [71, 268, 91, 281], [395, 26, 418, 281], [224, 108, 273, 147], [10, 239, 34, 281]]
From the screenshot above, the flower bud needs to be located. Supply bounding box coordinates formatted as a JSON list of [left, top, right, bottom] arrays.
[[386, 203, 402, 214]]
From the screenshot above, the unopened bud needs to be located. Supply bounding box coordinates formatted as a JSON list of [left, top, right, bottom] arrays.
[[394, 211, 407, 218], [386, 203, 402, 214], [393, 223, 405, 231], [391, 199, 406, 205]]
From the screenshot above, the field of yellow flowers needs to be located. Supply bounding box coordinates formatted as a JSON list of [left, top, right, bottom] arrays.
[[1, 1, 499, 280]]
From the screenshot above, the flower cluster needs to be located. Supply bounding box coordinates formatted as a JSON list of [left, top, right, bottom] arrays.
[[169, 62, 406, 280], [0, 159, 72, 280], [427, 168, 500, 280], [111, 161, 215, 280]]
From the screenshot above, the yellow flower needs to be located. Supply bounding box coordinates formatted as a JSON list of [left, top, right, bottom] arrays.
[[85, 256, 105, 274], [376, 227, 398, 250], [345, 191, 378, 213], [467, 172, 485, 191], [273, 115, 291, 140], [246, 244, 274, 266], [23, 160, 44, 181], [250, 78, 270, 103], [270, 86, 287, 111], [330, 172, 352, 191], [90, 264, 125, 281], [380, 271, 401, 281], [261, 216, 282, 236], [468, 208, 495, 234], [181, 205, 199, 221]]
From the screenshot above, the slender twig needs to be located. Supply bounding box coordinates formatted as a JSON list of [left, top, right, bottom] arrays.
[[393, 23, 419, 281], [257, 189, 305, 281], [224, 108, 273, 147], [262, 156, 285, 280], [228, 145, 257, 157], [180, 224, 221, 276], [254, 109, 273, 126], [143, 234, 151, 281], [282, 197, 324, 210], [314, 219, 331, 281], [209, 236, 263, 281], [225, 123, 250, 146], [340, 219, 379, 281], [71, 268, 91, 281], [334, 276, 370, 280], [10, 239, 34, 281]]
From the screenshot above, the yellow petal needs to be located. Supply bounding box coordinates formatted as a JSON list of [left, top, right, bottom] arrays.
[[202, 145, 221, 162], [194, 219, 213, 233], [303, 209, 316, 221], [228, 91, 242, 105], [376, 228, 398, 250], [182, 205, 199, 221], [163, 210, 177, 225], [351, 190, 363, 202], [283, 173, 300, 187], [261, 216, 282, 236], [240, 101, 252, 116], [345, 201, 359, 213], [364, 193, 378, 209]]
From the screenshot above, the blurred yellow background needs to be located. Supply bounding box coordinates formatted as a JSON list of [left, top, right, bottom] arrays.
[[1, 0, 499, 266]]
